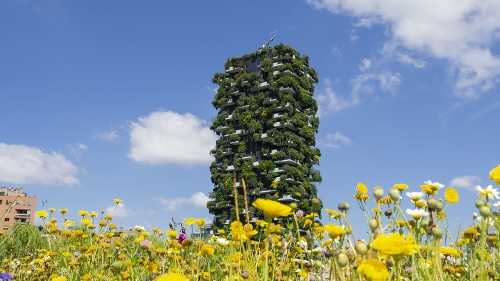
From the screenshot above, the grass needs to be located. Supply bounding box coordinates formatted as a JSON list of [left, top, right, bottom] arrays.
[[0, 164, 498, 281]]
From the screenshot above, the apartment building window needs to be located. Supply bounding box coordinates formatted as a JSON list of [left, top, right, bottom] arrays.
[[4, 218, 9, 222]]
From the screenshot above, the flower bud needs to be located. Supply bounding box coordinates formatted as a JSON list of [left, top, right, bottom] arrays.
[[420, 220, 429, 228], [338, 203, 346, 211], [475, 200, 485, 208], [290, 203, 298, 210], [336, 253, 349, 267], [373, 186, 384, 200], [384, 210, 392, 217], [427, 198, 439, 210], [479, 205, 492, 217], [473, 213, 478, 219], [368, 219, 378, 231], [432, 227, 442, 239], [312, 198, 320, 207], [241, 272, 249, 279], [436, 201, 443, 211], [389, 188, 401, 201], [354, 241, 368, 255]]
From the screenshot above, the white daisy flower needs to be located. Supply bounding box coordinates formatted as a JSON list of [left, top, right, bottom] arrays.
[[406, 191, 424, 201], [475, 185, 500, 200], [406, 208, 429, 220]]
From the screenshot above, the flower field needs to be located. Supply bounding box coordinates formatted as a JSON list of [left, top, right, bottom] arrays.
[[0, 164, 499, 281]]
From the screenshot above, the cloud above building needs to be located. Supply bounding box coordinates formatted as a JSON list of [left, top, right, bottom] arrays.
[[128, 110, 217, 165], [0, 143, 80, 185], [307, 0, 500, 98]]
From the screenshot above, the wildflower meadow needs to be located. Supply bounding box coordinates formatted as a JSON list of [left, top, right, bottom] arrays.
[[1, 164, 499, 281]]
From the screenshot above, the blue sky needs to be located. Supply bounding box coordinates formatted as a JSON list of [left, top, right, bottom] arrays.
[[1, 1, 499, 235]]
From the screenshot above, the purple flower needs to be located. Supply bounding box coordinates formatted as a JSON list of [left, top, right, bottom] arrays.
[[177, 232, 186, 244], [139, 239, 152, 248], [295, 210, 304, 219], [0, 272, 14, 280]]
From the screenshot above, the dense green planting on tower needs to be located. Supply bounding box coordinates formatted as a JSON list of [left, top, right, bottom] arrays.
[[207, 44, 322, 230]]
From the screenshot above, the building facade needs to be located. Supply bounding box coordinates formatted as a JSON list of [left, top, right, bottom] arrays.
[[208, 44, 322, 230], [0, 187, 37, 231]]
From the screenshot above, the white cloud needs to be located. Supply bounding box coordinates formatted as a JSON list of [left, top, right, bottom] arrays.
[[359, 58, 372, 71], [128, 110, 217, 165], [317, 132, 352, 148], [67, 143, 87, 158], [104, 203, 154, 218], [450, 175, 481, 191], [351, 71, 402, 95], [317, 79, 360, 115], [93, 129, 119, 141], [0, 143, 79, 185], [307, 0, 500, 98], [396, 53, 427, 69], [155, 192, 210, 212]]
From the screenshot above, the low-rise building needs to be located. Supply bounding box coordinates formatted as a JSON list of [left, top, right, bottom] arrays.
[[0, 187, 36, 231]]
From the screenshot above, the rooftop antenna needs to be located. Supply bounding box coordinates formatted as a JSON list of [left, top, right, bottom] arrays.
[[262, 31, 277, 49]]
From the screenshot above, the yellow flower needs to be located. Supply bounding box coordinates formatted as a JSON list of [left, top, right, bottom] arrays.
[[439, 247, 459, 257], [444, 187, 459, 203], [356, 182, 368, 194], [200, 244, 215, 256], [325, 208, 335, 216], [490, 164, 500, 185], [36, 210, 49, 218], [184, 218, 196, 225], [357, 258, 389, 281], [114, 198, 123, 204], [323, 224, 347, 239], [393, 183, 409, 191], [370, 233, 420, 259], [252, 198, 292, 218], [51, 277, 68, 281], [195, 218, 205, 228], [89, 211, 98, 217], [154, 272, 189, 281], [167, 229, 177, 239], [78, 210, 89, 217], [81, 218, 92, 226], [49, 207, 56, 212], [58, 208, 68, 214], [105, 214, 113, 220], [82, 274, 92, 281]]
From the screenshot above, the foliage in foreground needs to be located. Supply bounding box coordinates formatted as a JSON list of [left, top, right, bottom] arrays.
[[0, 164, 499, 281]]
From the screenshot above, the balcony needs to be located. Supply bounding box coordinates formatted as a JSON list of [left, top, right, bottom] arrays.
[[258, 82, 270, 90], [271, 167, 286, 174], [226, 165, 236, 171], [272, 53, 292, 61], [272, 113, 284, 119], [279, 87, 295, 95], [259, 189, 275, 195], [230, 140, 240, 145], [275, 102, 291, 111], [214, 125, 228, 133], [231, 90, 241, 96], [286, 177, 302, 185], [261, 133, 268, 139], [226, 66, 242, 74], [278, 195, 299, 203], [235, 129, 248, 135], [225, 114, 233, 120], [272, 62, 283, 68], [14, 213, 31, 218], [264, 97, 278, 105]]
